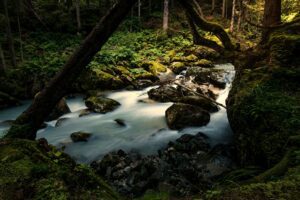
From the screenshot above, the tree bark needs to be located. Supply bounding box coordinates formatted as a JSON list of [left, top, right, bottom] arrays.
[[75, 0, 82, 35], [230, 0, 236, 33], [262, 0, 281, 42], [179, 0, 235, 50], [211, 0, 215, 15], [17, 0, 24, 62], [222, 0, 226, 18], [6, 0, 138, 140], [0, 44, 6, 76], [163, 0, 169, 31], [3, 0, 17, 67]]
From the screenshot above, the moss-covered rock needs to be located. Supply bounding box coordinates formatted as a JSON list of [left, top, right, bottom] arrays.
[[141, 61, 167, 76], [70, 131, 92, 142], [85, 96, 120, 114], [0, 139, 119, 199], [227, 26, 300, 167], [169, 62, 186, 74], [80, 68, 125, 91], [194, 59, 214, 68], [130, 68, 159, 82], [46, 98, 71, 121]]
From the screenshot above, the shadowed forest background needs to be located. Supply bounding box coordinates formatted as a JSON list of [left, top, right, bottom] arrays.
[[0, 0, 299, 199]]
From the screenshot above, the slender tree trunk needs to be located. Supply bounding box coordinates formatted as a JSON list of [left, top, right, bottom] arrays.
[[3, 0, 17, 67], [211, 0, 215, 15], [262, 0, 281, 42], [179, 0, 235, 50], [230, 0, 236, 33], [222, 0, 226, 18], [163, 0, 169, 31], [138, 0, 141, 22], [75, 0, 82, 35], [6, 0, 138, 140], [149, 0, 152, 15], [0, 44, 6, 76], [193, 0, 204, 18], [17, 0, 24, 62]]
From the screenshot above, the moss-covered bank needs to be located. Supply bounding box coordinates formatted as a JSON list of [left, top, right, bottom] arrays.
[[0, 138, 119, 200]]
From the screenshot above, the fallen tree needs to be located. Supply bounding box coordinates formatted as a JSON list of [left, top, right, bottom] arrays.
[[5, 0, 138, 140]]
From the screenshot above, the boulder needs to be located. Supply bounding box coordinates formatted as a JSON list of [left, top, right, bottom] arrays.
[[184, 54, 198, 62], [142, 61, 167, 75], [130, 68, 159, 82], [79, 108, 92, 117], [85, 96, 120, 114], [194, 59, 213, 68], [165, 103, 210, 130], [194, 71, 226, 89], [115, 119, 126, 127], [0, 91, 21, 109], [70, 131, 92, 142], [170, 62, 186, 74], [46, 98, 71, 121], [148, 85, 183, 102], [177, 96, 219, 112]]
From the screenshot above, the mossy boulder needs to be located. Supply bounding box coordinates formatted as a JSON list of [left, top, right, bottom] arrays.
[[170, 62, 186, 74], [0, 138, 119, 199], [85, 96, 120, 114], [142, 61, 167, 76], [177, 96, 219, 112], [194, 59, 214, 68], [80, 68, 125, 91], [184, 54, 198, 62], [129, 68, 159, 82], [165, 103, 210, 130], [148, 85, 183, 102], [0, 91, 21, 109]]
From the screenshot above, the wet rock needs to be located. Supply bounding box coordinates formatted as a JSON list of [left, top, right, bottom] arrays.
[[177, 96, 219, 112], [141, 61, 167, 76], [70, 131, 92, 142], [55, 117, 70, 127], [47, 98, 71, 121], [115, 119, 126, 127], [0, 91, 21, 109], [193, 70, 227, 89], [85, 96, 120, 114], [165, 103, 210, 130], [184, 54, 198, 62], [148, 85, 183, 102], [79, 108, 92, 117], [133, 79, 153, 90]]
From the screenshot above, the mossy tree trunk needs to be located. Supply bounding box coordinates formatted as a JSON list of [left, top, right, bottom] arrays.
[[5, 0, 138, 140]]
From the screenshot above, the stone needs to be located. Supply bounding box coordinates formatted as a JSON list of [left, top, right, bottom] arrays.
[[170, 62, 187, 74], [165, 103, 210, 130], [70, 131, 92, 142], [148, 85, 183, 102], [115, 119, 126, 127], [177, 96, 219, 112], [46, 97, 71, 121], [85, 96, 120, 114]]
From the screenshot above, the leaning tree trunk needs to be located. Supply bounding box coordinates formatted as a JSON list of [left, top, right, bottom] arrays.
[[6, 0, 138, 140], [261, 0, 281, 42], [186, 14, 225, 53], [3, 0, 17, 67], [178, 0, 235, 50]]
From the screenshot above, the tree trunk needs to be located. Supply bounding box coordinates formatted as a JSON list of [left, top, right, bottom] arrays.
[[163, 0, 169, 31], [3, 0, 17, 67], [138, 0, 141, 22], [193, 0, 204, 18], [0, 44, 6, 76], [17, 0, 24, 62], [222, 0, 226, 18], [211, 0, 215, 15], [179, 0, 235, 50], [186, 14, 225, 53], [230, 0, 236, 33], [6, 0, 138, 140], [75, 0, 82, 35], [262, 0, 281, 41]]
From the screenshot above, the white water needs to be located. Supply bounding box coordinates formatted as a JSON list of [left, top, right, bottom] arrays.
[[0, 64, 235, 163]]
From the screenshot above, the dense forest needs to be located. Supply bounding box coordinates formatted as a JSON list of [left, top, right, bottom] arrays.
[[0, 0, 299, 199]]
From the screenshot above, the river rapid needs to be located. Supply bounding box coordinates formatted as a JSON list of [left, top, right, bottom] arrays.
[[0, 63, 235, 163]]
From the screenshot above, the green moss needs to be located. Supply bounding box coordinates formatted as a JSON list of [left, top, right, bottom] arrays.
[[0, 139, 120, 199]]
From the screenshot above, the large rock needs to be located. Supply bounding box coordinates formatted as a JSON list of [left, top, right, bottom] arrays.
[[148, 85, 183, 102], [85, 96, 120, 113], [70, 131, 92, 142], [46, 98, 71, 121], [177, 96, 219, 112], [0, 91, 21, 109], [170, 62, 187, 74], [165, 103, 210, 130], [141, 61, 167, 75]]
